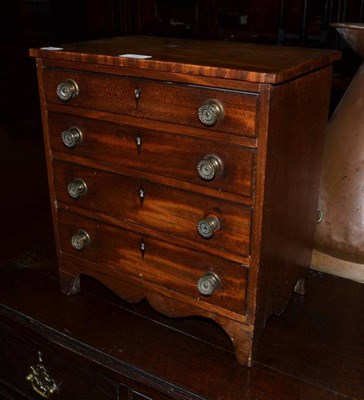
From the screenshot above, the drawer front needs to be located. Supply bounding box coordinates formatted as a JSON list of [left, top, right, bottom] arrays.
[[54, 161, 252, 257], [48, 112, 256, 198], [0, 325, 117, 400], [58, 209, 248, 314], [43, 68, 258, 137]]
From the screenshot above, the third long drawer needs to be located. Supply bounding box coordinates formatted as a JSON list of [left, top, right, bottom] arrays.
[[53, 161, 253, 258]]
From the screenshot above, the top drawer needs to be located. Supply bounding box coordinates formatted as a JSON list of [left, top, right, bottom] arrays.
[[43, 68, 258, 137]]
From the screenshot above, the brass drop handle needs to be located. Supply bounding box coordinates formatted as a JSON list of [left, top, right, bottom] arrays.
[[198, 99, 224, 126], [56, 79, 79, 101], [71, 229, 90, 250], [67, 179, 87, 199], [197, 272, 221, 296], [197, 215, 221, 239], [61, 127, 83, 148], [197, 155, 223, 181], [26, 354, 58, 398]]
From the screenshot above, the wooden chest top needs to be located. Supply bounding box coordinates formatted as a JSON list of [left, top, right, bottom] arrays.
[[30, 35, 340, 83]]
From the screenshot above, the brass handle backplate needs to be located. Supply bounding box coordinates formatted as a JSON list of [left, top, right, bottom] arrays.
[[198, 99, 224, 126], [197, 272, 221, 296], [56, 79, 79, 101], [61, 127, 83, 148], [26, 354, 58, 398]]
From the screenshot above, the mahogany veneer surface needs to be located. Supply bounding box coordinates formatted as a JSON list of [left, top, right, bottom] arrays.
[[29, 36, 339, 84], [0, 242, 362, 400]]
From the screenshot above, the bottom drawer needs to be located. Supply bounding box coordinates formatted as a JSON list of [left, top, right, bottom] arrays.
[[0, 324, 118, 400], [58, 208, 248, 315]]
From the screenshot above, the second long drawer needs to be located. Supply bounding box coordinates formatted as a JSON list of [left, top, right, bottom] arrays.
[[53, 161, 252, 258], [48, 112, 256, 199]]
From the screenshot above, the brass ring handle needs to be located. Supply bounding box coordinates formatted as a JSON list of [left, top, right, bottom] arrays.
[[26, 363, 58, 398], [56, 79, 79, 101], [197, 272, 221, 296], [198, 99, 224, 126], [61, 127, 83, 148]]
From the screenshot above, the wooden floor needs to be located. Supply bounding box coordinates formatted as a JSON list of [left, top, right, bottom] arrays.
[[0, 240, 362, 400]]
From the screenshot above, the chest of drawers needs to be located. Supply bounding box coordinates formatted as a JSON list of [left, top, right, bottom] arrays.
[[30, 36, 340, 366]]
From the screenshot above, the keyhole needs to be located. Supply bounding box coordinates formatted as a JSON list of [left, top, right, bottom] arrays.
[[134, 88, 142, 99], [136, 136, 142, 155], [140, 238, 146, 258], [138, 187, 145, 206]]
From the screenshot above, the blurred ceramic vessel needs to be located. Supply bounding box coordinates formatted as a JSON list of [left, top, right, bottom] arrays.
[[313, 23, 364, 282]]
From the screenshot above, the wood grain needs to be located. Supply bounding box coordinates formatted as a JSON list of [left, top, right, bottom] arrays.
[[43, 67, 258, 137], [53, 161, 253, 258], [30, 36, 340, 84], [48, 111, 256, 199], [253, 66, 333, 338], [58, 208, 248, 315]]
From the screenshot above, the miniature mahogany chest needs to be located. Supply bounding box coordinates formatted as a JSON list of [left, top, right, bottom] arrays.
[[30, 36, 340, 366]]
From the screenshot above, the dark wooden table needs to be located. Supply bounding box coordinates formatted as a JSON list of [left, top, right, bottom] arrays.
[[0, 240, 362, 400]]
